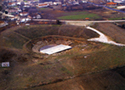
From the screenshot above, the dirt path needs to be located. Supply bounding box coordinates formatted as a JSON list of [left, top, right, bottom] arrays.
[[87, 26, 125, 46]]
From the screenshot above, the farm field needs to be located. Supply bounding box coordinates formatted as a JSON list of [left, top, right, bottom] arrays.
[[57, 11, 101, 20], [0, 24, 125, 89]]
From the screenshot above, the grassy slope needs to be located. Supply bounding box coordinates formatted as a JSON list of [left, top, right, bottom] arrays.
[[0, 25, 98, 49], [29, 67, 125, 90], [2, 44, 125, 90], [54, 45, 125, 75], [92, 23, 125, 44], [0, 27, 29, 49]]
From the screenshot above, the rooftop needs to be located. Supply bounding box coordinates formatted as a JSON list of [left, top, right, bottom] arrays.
[[107, 2, 117, 5], [40, 44, 72, 55]]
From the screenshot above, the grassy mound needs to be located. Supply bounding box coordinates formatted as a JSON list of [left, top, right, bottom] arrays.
[[0, 24, 125, 90], [0, 25, 99, 49]]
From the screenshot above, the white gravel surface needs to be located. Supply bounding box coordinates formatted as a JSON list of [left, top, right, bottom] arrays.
[[86, 26, 125, 46]]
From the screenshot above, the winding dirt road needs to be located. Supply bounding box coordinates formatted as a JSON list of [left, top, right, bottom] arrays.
[[86, 26, 125, 46]]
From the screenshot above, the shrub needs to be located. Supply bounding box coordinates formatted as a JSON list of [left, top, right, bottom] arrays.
[[0, 48, 16, 62]]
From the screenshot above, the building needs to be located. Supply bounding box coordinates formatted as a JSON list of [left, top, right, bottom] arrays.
[[0, 21, 8, 28], [1, 62, 10, 67], [114, 0, 124, 3], [107, 0, 125, 3], [40, 44, 72, 55], [20, 17, 31, 23], [37, 3, 49, 8], [117, 5, 125, 9], [8, 2, 16, 7], [107, 2, 117, 7], [20, 12, 28, 16]]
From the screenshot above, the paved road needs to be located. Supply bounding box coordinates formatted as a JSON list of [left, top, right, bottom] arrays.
[[33, 19, 125, 22], [87, 2, 125, 14], [0, 11, 14, 18], [33, 19, 125, 26]]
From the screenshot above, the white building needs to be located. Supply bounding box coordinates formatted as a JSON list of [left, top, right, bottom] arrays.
[[53, 2, 62, 5], [20, 18, 31, 23], [1, 62, 10, 67], [20, 12, 28, 16], [114, 0, 124, 3], [40, 44, 72, 55], [0, 21, 8, 28], [8, 2, 16, 7]]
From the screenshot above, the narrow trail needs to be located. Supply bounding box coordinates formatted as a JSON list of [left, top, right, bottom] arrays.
[[86, 26, 125, 46]]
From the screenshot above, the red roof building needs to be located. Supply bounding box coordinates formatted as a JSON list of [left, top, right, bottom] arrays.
[[107, 2, 117, 5]]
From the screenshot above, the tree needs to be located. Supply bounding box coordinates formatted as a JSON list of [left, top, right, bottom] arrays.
[[0, 6, 2, 11], [56, 20, 61, 25], [0, 48, 16, 62], [5, 11, 8, 14]]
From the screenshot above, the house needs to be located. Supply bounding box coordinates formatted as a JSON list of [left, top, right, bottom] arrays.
[[53, 2, 62, 5], [114, 0, 124, 3], [36, 14, 42, 19], [17, 2, 21, 5], [8, 9, 18, 15], [18, 9, 22, 12], [20, 17, 31, 23], [81, 0, 87, 3], [9, 17, 16, 20], [37, 3, 49, 8], [24, 5, 30, 8], [20, 12, 28, 16], [117, 6, 125, 9], [8, 2, 16, 7], [44, 1, 53, 5], [5, 0, 16, 3], [72, 1, 79, 5], [0, 21, 8, 28], [40, 44, 72, 55], [106, 2, 117, 7]]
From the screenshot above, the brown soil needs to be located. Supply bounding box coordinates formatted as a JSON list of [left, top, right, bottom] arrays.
[[28, 66, 125, 90]]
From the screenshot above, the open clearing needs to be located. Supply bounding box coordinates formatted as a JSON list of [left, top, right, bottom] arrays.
[[0, 24, 125, 89]]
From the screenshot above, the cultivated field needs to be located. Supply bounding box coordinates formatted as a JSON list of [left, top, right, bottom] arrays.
[[57, 11, 101, 20]]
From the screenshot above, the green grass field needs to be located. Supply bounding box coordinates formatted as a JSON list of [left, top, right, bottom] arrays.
[[58, 11, 101, 20]]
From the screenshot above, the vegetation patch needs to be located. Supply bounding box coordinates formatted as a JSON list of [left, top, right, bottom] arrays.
[[58, 12, 101, 20]]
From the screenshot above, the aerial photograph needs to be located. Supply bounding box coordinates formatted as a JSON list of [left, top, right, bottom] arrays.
[[0, 0, 125, 89]]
